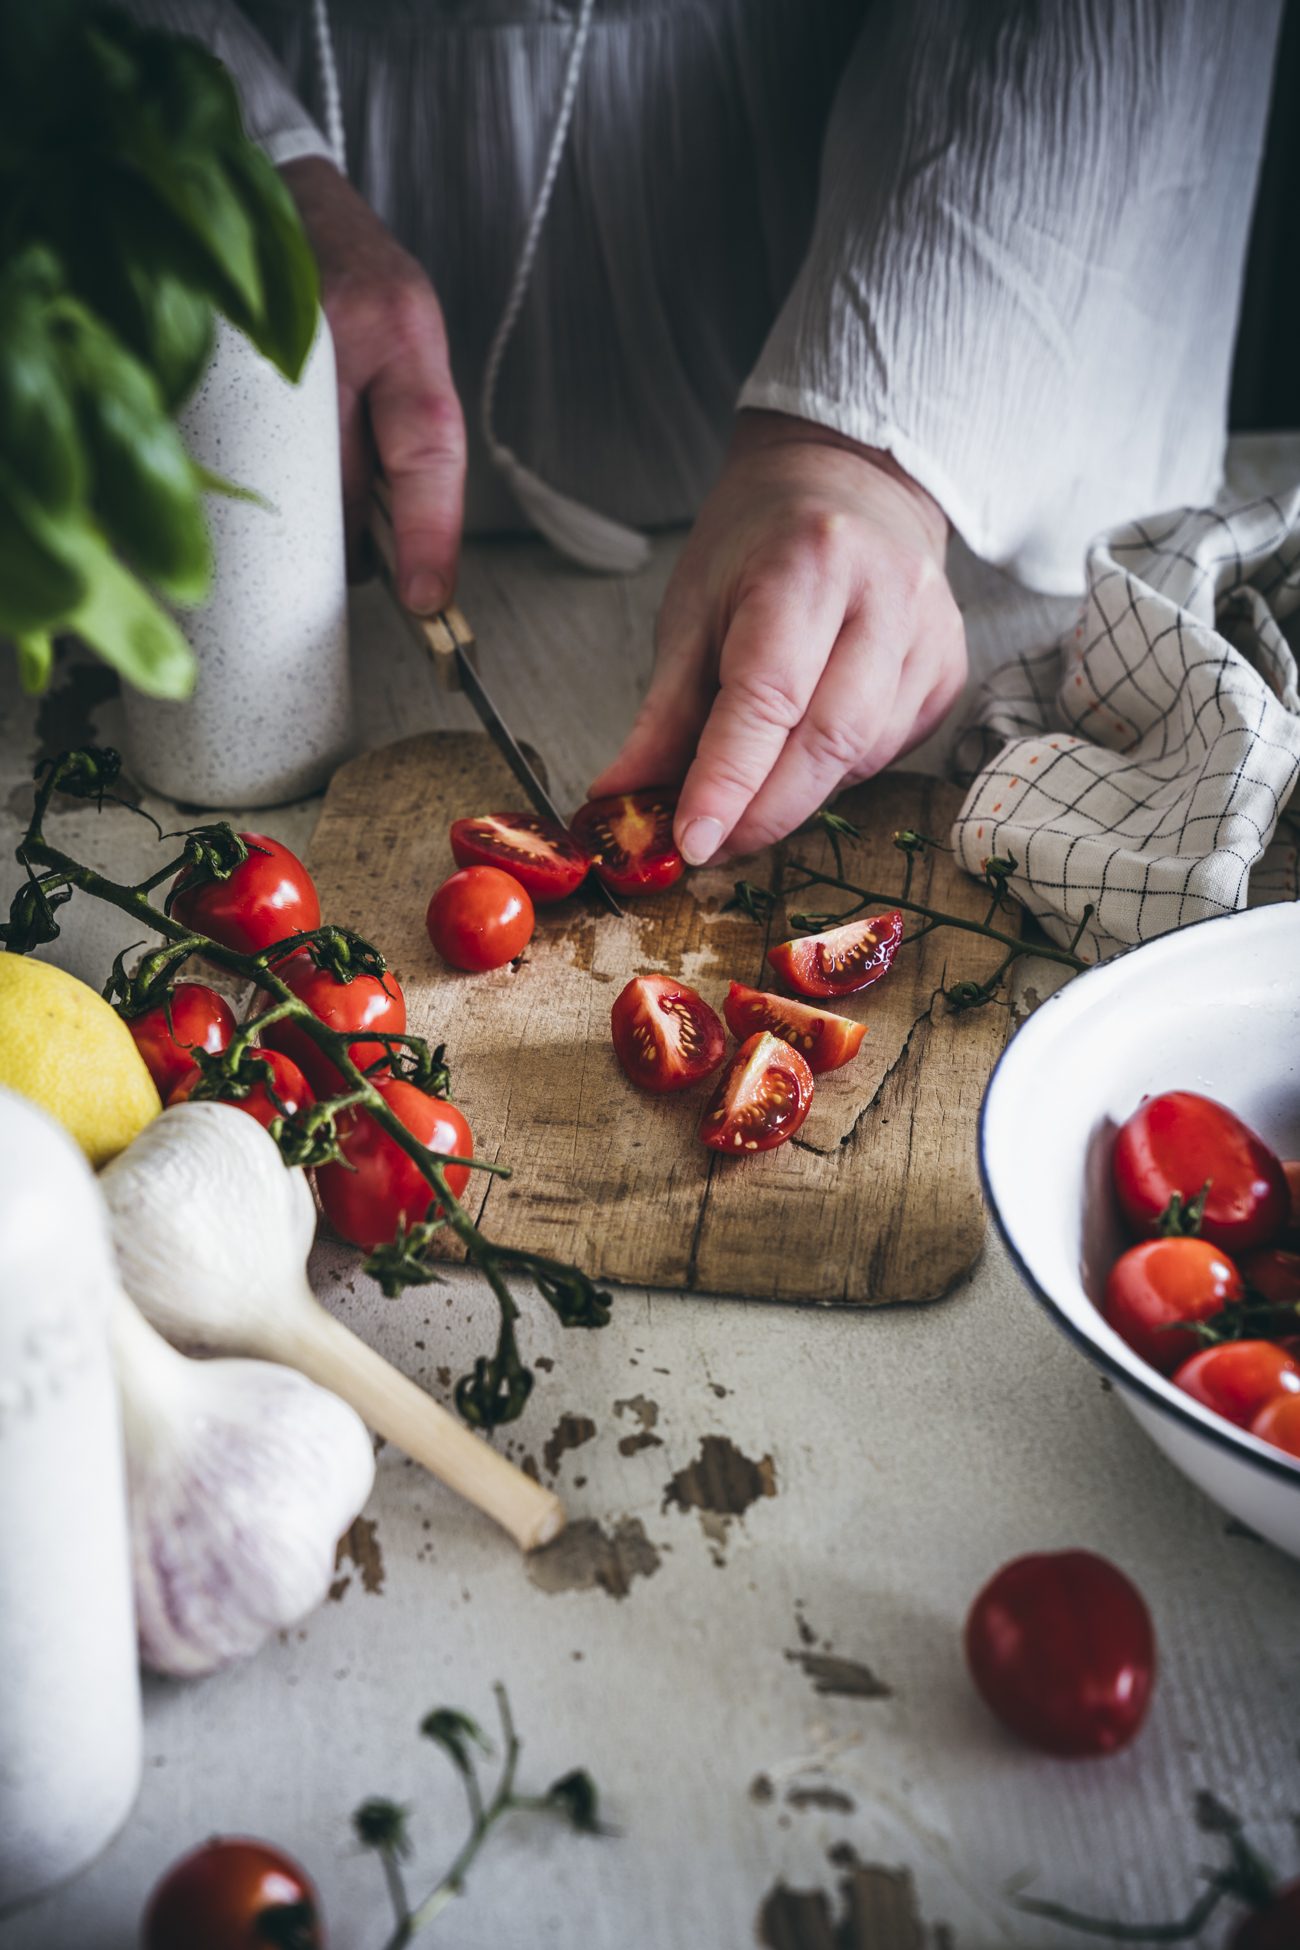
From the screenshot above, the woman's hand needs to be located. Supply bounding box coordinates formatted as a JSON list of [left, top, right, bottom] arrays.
[[281, 157, 466, 611], [589, 411, 966, 863]]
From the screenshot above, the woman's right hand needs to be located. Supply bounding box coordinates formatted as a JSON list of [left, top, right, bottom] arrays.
[[281, 156, 466, 612]]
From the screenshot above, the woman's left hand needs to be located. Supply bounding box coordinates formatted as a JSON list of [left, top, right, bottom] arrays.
[[588, 410, 967, 863]]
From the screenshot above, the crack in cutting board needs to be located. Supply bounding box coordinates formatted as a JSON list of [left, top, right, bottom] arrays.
[[306, 733, 1015, 1304]]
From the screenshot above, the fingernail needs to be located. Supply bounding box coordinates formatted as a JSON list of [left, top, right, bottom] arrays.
[[405, 574, 446, 615], [680, 816, 724, 866]]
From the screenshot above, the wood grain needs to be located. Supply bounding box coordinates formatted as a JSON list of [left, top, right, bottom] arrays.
[[307, 732, 1015, 1305]]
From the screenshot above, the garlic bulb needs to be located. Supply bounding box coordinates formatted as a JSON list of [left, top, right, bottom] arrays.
[[111, 1292, 374, 1677]]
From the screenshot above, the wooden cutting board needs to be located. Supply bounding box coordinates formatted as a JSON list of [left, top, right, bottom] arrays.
[[307, 733, 1016, 1305]]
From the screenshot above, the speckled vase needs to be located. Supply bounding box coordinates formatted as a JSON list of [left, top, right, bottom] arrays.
[[121, 313, 353, 808]]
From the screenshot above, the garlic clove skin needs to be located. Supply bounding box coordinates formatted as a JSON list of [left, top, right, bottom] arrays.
[[111, 1296, 375, 1678]]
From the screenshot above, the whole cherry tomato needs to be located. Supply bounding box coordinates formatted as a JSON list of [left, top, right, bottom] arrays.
[[698, 1030, 814, 1153], [315, 1077, 474, 1252], [125, 982, 236, 1099], [964, 1550, 1155, 1758], [171, 833, 321, 956], [1251, 1390, 1300, 1460], [169, 1047, 314, 1133], [143, 1837, 323, 1950], [766, 911, 904, 1000], [426, 865, 534, 973], [569, 790, 683, 895], [1112, 1091, 1287, 1253], [1102, 1236, 1243, 1372], [1233, 1881, 1300, 1949], [1240, 1247, 1300, 1311], [1172, 1341, 1300, 1428], [258, 950, 406, 1096], [1283, 1160, 1300, 1238], [610, 975, 726, 1094], [450, 812, 590, 903]]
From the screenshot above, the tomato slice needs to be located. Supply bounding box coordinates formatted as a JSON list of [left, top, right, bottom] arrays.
[[723, 981, 866, 1074], [449, 812, 590, 903], [766, 910, 903, 999], [698, 1030, 814, 1153], [610, 975, 726, 1094], [569, 790, 683, 895]]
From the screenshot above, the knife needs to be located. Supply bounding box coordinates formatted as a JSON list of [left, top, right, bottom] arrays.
[[369, 481, 624, 918]]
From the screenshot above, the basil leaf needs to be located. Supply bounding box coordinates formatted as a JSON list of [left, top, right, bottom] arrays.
[[0, 473, 86, 634], [0, 254, 83, 514], [55, 514, 196, 699], [14, 630, 54, 695], [225, 143, 320, 381]]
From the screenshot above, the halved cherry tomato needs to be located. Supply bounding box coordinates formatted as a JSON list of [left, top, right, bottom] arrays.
[[171, 833, 320, 956], [125, 982, 236, 1099], [258, 950, 406, 1096], [1251, 1390, 1300, 1460], [964, 1550, 1155, 1757], [723, 981, 867, 1074], [1172, 1341, 1300, 1428], [1242, 1246, 1300, 1311], [315, 1076, 473, 1252], [426, 865, 534, 972], [1112, 1091, 1288, 1253], [610, 975, 726, 1094], [143, 1836, 323, 1950], [569, 790, 683, 895], [169, 1047, 314, 1132], [698, 1030, 813, 1154], [766, 910, 903, 999], [450, 812, 590, 903], [1102, 1236, 1243, 1372]]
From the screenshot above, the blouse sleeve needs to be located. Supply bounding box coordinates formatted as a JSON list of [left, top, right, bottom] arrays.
[[122, 1, 331, 168], [738, 0, 1284, 594]]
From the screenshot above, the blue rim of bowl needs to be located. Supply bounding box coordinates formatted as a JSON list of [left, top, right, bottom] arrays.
[[978, 904, 1300, 1492]]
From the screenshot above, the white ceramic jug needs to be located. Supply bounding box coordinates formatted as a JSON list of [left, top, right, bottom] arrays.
[[122, 313, 353, 808]]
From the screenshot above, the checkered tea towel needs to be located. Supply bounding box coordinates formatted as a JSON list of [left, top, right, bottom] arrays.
[[950, 487, 1300, 961]]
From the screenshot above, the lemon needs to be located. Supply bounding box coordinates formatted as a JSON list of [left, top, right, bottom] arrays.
[[0, 954, 161, 1167]]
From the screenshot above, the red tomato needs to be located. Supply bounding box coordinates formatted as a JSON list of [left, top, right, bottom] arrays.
[[1241, 1246, 1300, 1310], [1172, 1341, 1300, 1428], [426, 866, 534, 973], [1102, 1237, 1243, 1373], [169, 1047, 314, 1132], [723, 981, 867, 1074], [143, 1837, 323, 1950], [964, 1550, 1155, 1758], [450, 812, 590, 903], [1233, 1885, 1300, 1950], [1251, 1390, 1300, 1460], [569, 790, 683, 895], [1112, 1091, 1287, 1253], [610, 975, 726, 1094], [258, 951, 406, 1096], [315, 1077, 473, 1251], [766, 910, 904, 999], [171, 833, 320, 957], [1283, 1160, 1300, 1238], [125, 983, 236, 1099], [698, 1030, 814, 1154]]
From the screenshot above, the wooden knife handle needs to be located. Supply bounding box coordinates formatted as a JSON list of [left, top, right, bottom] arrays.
[[369, 478, 475, 694]]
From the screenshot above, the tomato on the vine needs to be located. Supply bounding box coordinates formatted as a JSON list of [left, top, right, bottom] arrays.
[[1173, 1341, 1300, 1428], [125, 982, 236, 1099], [698, 1030, 814, 1153], [610, 975, 725, 1094], [569, 790, 683, 896], [171, 833, 320, 956], [1251, 1390, 1300, 1460], [450, 812, 590, 903], [315, 1077, 474, 1252], [169, 1047, 314, 1133], [142, 1837, 323, 1950], [1112, 1091, 1287, 1252], [426, 865, 534, 973], [723, 981, 866, 1074], [1102, 1236, 1242, 1372], [766, 910, 903, 999], [964, 1550, 1155, 1758], [259, 950, 406, 1096]]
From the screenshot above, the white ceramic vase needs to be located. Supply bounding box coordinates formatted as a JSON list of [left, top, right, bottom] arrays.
[[121, 313, 353, 808], [0, 1091, 142, 1912]]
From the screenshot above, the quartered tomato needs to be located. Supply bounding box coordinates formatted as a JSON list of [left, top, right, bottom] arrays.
[[1102, 1236, 1243, 1372], [171, 833, 320, 956], [258, 950, 406, 1096], [143, 1836, 323, 1950], [1173, 1340, 1300, 1428], [169, 1047, 315, 1132], [569, 790, 683, 896], [1112, 1091, 1288, 1252], [125, 982, 236, 1099], [723, 981, 867, 1075], [766, 910, 903, 999], [450, 812, 590, 903], [964, 1550, 1155, 1758], [315, 1077, 473, 1252], [1251, 1391, 1300, 1460], [426, 865, 534, 972], [698, 1030, 814, 1154], [610, 975, 726, 1094]]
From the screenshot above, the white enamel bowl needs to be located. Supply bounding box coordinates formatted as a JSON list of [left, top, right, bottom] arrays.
[[980, 903, 1300, 1558]]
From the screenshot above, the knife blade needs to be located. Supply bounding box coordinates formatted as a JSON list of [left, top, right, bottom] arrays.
[[369, 483, 624, 918]]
